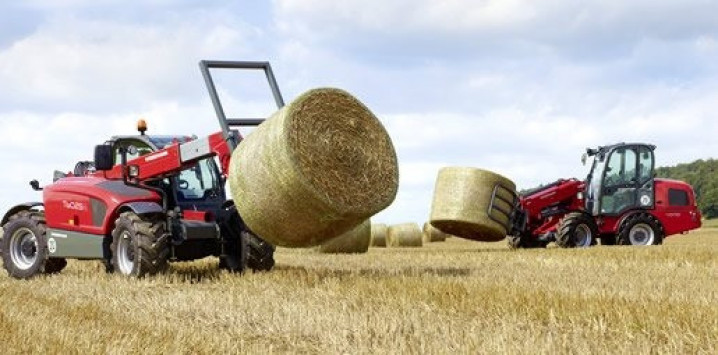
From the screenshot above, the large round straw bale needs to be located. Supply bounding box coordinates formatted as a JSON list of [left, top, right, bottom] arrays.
[[422, 222, 447, 243], [229, 88, 399, 247], [317, 219, 371, 254], [370, 223, 388, 247], [430, 167, 516, 242], [387, 223, 423, 247]]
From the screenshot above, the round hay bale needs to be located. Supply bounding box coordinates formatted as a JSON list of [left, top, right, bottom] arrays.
[[387, 223, 422, 247], [430, 167, 516, 242], [317, 219, 371, 254], [229, 88, 399, 247], [370, 223, 388, 247], [422, 222, 447, 243]]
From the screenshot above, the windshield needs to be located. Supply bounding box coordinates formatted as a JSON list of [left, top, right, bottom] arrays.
[[176, 158, 221, 201]]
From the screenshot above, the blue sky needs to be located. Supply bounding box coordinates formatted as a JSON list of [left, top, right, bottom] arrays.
[[1, 0, 718, 224]]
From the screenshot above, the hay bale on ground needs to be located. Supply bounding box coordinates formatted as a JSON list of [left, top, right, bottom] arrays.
[[370, 223, 388, 247], [387, 223, 422, 247], [229, 88, 399, 247], [422, 222, 447, 243], [318, 220, 371, 254], [430, 167, 516, 242]]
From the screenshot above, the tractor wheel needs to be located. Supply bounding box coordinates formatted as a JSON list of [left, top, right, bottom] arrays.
[[616, 213, 664, 246], [1, 210, 32, 254], [44, 258, 68, 274], [220, 203, 275, 272], [246, 231, 275, 272], [507, 234, 523, 249], [1, 213, 49, 279], [556, 212, 598, 248], [601, 234, 617, 245], [110, 212, 169, 277], [507, 233, 547, 249], [219, 228, 249, 273]]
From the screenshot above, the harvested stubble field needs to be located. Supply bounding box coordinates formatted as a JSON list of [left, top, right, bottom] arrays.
[[1, 225, 717, 354]]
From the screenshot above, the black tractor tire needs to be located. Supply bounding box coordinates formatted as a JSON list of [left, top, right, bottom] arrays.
[[556, 212, 598, 248], [44, 258, 68, 274], [600, 234, 617, 245], [507, 233, 547, 249], [1, 212, 50, 279], [220, 204, 275, 272], [1, 209, 31, 254], [110, 212, 169, 277], [616, 213, 664, 246], [507, 234, 523, 249], [219, 228, 249, 273], [246, 231, 275, 272]]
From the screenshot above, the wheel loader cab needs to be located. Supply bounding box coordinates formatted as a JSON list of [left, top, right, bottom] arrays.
[[585, 143, 656, 217]]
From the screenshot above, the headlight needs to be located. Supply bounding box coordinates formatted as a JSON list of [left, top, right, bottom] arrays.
[[577, 192, 584, 200], [128, 165, 140, 178]]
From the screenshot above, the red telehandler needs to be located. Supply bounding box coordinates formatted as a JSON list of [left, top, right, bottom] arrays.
[[506, 143, 702, 248], [1, 61, 282, 278]]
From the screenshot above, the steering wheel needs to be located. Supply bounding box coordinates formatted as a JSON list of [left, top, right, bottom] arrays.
[[178, 179, 189, 189]]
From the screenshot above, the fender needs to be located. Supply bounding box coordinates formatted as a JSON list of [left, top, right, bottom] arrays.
[[613, 209, 662, 232], [118, 201, 164, 216], [1, 202, 44, 225]]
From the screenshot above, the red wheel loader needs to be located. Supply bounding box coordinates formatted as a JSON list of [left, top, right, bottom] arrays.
[[507, 143, 701, 248], [1, 61, 282, 278]]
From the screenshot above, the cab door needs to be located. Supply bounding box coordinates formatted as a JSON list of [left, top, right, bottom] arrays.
[[599, 145, 655, 215]]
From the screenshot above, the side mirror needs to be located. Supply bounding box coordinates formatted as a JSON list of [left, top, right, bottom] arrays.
[[581, 153, 588, 166], [94, 145, 114, 171], [29, 179, 43, 191]]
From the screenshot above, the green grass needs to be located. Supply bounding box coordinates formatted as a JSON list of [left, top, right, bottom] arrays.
[[0, 230, 717, 353], [700, 217, 718, 228]]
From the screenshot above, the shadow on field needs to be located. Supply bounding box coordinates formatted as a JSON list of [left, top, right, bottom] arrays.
[[274, 265, 472, 278], [450, 247, 515, 254], [166, 264, 224, 284]]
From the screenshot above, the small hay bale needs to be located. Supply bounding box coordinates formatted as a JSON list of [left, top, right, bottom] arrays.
[[430, 167, 516, 242], [422, 222, 447, 243], [229, 88, 399, 247], [370, 223, 388, 247], [317, 219, 371, 254], [387, 223, 422, 247]]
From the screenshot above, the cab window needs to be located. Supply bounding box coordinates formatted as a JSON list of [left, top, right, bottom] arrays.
[[668, 189, 689, 206], [637, 146, 654, 183], [604, 148, 638, 186], [176, 158, 220, 201], [114, 139, 153, 164]]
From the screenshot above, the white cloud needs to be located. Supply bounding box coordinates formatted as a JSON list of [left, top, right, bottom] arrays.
[[275, 0, 718, 40], [0, 12, 262, 112]]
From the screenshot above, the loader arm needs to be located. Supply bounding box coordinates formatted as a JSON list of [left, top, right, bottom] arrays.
[[102, 131, 235, 181]]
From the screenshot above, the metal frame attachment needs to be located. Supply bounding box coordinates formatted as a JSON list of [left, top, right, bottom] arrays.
[[487, 183, 519, 232], [198, 60, 285, 150]]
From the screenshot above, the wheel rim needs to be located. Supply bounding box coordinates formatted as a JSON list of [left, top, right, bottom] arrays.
[[117, 231, 135, 275], [574, 224, 592, 247], [9, 227, 39, 270], [629, 223, 655, 245]]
